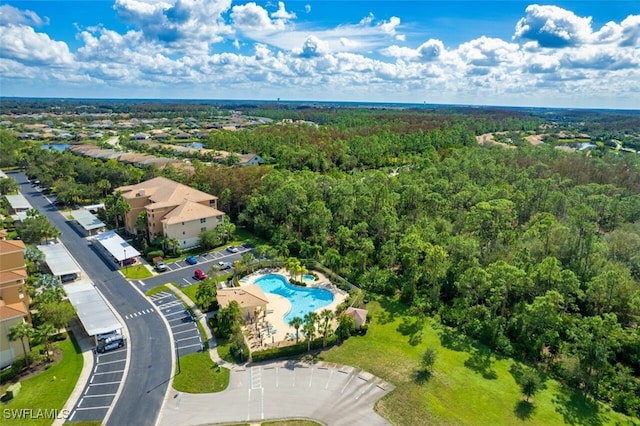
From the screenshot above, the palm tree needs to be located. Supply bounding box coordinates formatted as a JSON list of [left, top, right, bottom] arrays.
[[319, 309, 335, 347], [8, 322, 34, 369], [288, 316, 303, 344], [37, 323, 57, 362], [303, 312, 318, 351]]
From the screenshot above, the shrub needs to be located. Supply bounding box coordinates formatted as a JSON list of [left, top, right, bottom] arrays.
[[146, 250, 164, 261]]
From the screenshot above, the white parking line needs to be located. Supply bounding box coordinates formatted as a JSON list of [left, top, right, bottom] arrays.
[[176, 336, 200, 343], [157, 300, 183, 309], [93, 370, 125, 375], [138, 280, 145, 287], [173, 328, 197, 336], [171, 322, 195, 329], [165, 310, 188, 317], [97, 359, 126, 366], [89, 381, 121, 386], [74, 405, 111, 411], [82, 393, 116, 398], [179, 343, 202, 350]]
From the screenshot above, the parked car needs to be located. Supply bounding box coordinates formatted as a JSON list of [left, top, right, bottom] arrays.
[[155, 261, 168, 272], [217, 261, 232, 270], [96, 335, 125, 353], [226, 246, 239, 253], [61, 273, 78, 283], [185, 256, 198, 265], [194, 269, 207, 280]]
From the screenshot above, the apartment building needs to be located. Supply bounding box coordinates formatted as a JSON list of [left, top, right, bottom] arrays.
[[0, 239, 31, 368], [116, 177, 225, 249]]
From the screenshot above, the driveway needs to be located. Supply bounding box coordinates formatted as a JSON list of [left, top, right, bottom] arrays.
[[158, 360, 393, 426]]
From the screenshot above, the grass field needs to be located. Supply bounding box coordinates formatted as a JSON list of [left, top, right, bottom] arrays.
[[321, 298, 639, 426], [122, 264, 153, 280], [172, 351, 229, 393], [0, 333, 83, 426]]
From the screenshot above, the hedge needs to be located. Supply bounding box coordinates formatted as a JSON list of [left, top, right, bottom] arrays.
[[251, 335, 339, 362]]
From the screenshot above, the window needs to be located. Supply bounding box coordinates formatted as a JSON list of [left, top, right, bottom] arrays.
[[200, 218, 206, 223], [201, 227, 206, 232], [183, 231, 186, 235]]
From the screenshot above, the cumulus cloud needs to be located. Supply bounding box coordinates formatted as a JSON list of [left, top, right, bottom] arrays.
[[0, 4, 48, 26], [114, 0, 231, 47], [514, 4, 593, 48], [294, 35, 330, 58], [271, 2, 296, 20], [381, 39, 445, 62], [0, 24, 73, 66]]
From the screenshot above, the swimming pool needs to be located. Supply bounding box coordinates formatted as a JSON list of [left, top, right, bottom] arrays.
[[303, 274, 315, 282], [254, 274, 334, 323]]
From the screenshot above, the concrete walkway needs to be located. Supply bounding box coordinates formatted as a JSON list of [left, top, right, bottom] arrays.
[[53, 320, 94, 426]]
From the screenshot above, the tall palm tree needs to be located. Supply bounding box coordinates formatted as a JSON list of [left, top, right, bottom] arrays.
[[37, 323, 57, 362], [8, 322, 34, 369], [303, 312, 318, 351], [288, 316, 303, 344], [319, 309, 335, 348]]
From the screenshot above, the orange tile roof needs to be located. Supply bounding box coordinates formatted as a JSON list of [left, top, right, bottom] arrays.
[[0, 302, 28, 321], [0, 239, 26, 253], [0, 269, 27, 284], [161, 200, 224, 225]]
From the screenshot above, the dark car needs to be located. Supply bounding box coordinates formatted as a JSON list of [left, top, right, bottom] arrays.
[[61, 273, 78, 283], [96, 335, 125, 353], [185, 256, 198, 265], [194, 269, 207, 280]]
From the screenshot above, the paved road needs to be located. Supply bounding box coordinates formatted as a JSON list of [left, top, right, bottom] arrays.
[[13, 171, 172, 426]]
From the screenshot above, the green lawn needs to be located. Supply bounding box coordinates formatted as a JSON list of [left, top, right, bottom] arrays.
[[122, 264, 153, 280], [172, 351, 229, 393], [0, 333, 83, 426], [321, 298, 639, 426]]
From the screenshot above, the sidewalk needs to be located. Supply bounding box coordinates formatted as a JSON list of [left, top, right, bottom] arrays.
[[166, 283, 229, 369], [53, 320, 94, 426]]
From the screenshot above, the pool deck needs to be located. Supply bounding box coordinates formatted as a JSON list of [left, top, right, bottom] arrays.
[[239, 269, 348, 349]]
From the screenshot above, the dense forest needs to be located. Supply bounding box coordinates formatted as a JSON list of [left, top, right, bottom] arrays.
[[1, 105, 639, 417]]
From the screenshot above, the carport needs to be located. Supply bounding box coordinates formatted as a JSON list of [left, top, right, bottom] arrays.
[[92, 230, 141, 267], [71, 209, 106, 236], [64, 280, 123, 343], [37, 243, 82, 282]]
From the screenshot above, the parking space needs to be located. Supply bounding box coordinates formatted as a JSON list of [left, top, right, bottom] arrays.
[[149, 291, 203, 356], [67, 347, 127, 423]]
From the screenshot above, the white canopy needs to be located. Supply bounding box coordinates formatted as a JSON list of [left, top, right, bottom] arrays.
[[37, 243, 81, 277], [93, 230, 141, 261], [64, 280, 122, 336]]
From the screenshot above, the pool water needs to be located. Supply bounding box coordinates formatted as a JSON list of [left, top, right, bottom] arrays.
[[254, 274, 334, 323], [303, 274, 315, 282]]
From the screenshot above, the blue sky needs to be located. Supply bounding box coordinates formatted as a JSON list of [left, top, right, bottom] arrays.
[[1, 1, 639, 108]]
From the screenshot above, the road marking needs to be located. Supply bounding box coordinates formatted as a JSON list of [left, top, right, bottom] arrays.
[[275, 367, 279, 388], [176, 336, 200, 343], [93, 370, 124, 375], [179, 343, 203, 350], [341, 373, 355, 394], [74, 405, 111, 411], [173, 328, 197, 336], [165, 310, 188, 317], [355, 382, 374, 401], [138, 280, 145, 286], [157, 300, 183, 309], [246, 389, 251, 421], [97, 359, 126, 366], [261, 387, 265, 420], [326, 369, 334, 389], [309, 367, 313, 387], [183, 278, 191, 285], [89, 381, 121, 386], [251, 366, 261, 389], [82, 393, 116, 398]]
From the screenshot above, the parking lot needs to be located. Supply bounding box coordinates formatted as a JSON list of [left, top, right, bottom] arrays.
[[67, 346, 127, 423], [149, 291, 203, 356], [160, 360, 394, 426]]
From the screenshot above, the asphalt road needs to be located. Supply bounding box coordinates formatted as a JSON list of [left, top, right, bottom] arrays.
[[13, 171, 172, 426]]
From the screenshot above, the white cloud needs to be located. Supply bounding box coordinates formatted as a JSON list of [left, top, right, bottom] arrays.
[[293, 35, 331, 58], [381, 39, 445, 62], [113, 0, 231, 49], [0, 4, 48, 26], [0, 24, 73, 66], [271, 2, 296, 20], [305, 4, 311, 14], [514, 4, 593, 48]]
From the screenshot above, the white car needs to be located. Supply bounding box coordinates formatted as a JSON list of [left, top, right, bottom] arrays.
[[226, 246, 239, 253], [218, 261, 232, 270]]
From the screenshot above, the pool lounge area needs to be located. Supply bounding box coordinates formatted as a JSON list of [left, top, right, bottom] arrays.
[[239, 269, 347, 348]]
